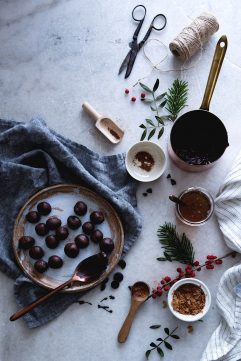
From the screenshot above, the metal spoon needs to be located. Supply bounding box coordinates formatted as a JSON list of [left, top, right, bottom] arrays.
[[118, 281, 150, 343], [10, 252, 108, 322]]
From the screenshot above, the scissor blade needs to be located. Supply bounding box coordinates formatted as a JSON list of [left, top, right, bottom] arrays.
[[125, 49, 138, 78], [119, 50, 131, 75]]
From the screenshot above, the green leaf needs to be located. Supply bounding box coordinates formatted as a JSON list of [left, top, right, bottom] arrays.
[[145, 350, 151, 359], [156, 338, 163, 341], [153, 78, 159, 92], [148, 128, 156, 140], [164, 328, 170, 335], [159, 99, 167, 108], [165, 79, 188, 120], [139, 124, 146, 129], [164, 251, 172, 262], [140, 129, 147, 141], [140, 82, 153, 93], [164, 341, 172, 350], [150, 105, 157, 112], [171, 335, 180, 339], [146, 119, 155, 127], [155, 116, 164, 125], [156, 93, 166, 101], [150, 325, 161, 329], [150, 342, 157, 347], [158, 127, 164, 139], [157, 347, 164, 357], [143, 98, 153, 104], [156, 257, 167, 261]]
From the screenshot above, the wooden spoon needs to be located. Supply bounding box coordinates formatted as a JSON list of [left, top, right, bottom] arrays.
[[169, 195, 186, 207], [10, 252, 108, 322], [118, 281, 150, 343]]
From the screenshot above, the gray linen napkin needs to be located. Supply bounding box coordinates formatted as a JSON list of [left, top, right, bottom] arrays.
[[0, 118, 141, 328]]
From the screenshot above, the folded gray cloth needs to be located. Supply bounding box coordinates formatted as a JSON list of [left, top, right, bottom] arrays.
[[0, 118, 141, 328]]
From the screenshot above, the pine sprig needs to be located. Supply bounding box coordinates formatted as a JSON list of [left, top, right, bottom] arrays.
[[157, 223, 195, 265], [145, 326, 179, 359], [165, 79, 188, 121]]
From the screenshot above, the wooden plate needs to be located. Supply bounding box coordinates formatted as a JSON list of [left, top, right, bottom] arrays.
[[13, 184, 124, 293]]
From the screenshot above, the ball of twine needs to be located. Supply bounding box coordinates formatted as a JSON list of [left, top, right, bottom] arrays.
[[169, 12, 219, 61]]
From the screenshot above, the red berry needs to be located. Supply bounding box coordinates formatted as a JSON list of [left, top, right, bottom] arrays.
[[194, 261, 200, 266], [173, 279, 177, 284], [163, 285, 169, 292], [207, 255, 217, 260], [206, 264, 214, 270], [125, 89, 129, 94], [190, 271, 196, 277], [196, 267, 201, 271], [164, 276, 171, 282], [131, 96, 136, 102], [177, 267, 182, 273], [186, 269, 192, 275], [161, 279, 165, 285], [215, 259, 223, 265], [152, 293, 157, 299], [141, 93, 145, 99], [205, 260, 212, 265], [186, 264, 193, 269], [157, 288, 163, 296]]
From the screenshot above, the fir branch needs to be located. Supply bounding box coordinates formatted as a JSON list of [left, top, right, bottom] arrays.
[[165, 79, 188, 121], [157, 223, 195, 265]]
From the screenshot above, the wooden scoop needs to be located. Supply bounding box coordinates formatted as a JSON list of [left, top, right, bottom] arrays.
[[118, 281, 150, 343], [82, 102, 124, 144]]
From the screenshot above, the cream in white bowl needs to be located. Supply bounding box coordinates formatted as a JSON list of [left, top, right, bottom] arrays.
[[167, 278, 211, 322], [125, 141, 166, 182]]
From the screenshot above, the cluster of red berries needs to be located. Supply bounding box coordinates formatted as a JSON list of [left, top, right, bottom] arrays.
[[124, 88, 145, 102], [205, 255, 223, 269], [151, 255, 223, 299]]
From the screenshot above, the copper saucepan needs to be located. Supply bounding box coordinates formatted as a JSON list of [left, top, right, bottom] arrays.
[[168, 35, 229, 172]]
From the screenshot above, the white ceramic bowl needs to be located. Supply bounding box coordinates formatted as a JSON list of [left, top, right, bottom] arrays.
[[167, 278, 211, 322], [125, 141, 166, 182]]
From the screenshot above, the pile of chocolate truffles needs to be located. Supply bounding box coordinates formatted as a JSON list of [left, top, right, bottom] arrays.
[[19, 200, 114, 273]]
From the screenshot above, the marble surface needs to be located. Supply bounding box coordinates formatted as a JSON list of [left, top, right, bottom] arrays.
[[1, 0, 241, 360]]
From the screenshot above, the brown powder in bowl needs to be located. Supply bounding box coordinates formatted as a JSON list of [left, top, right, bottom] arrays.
[[172, 283, 205, 315]]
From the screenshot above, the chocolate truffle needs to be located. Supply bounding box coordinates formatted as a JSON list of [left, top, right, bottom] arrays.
[[111, 280, 119, 289], [64, 243, 79, 258], [82, 221, 94, 235], [113, 272, 124, 282], [90, 211, 105, 225], [48, 255, 63, 269], [34, 260, 48, 273], [37, 201, 52, 216], [18, 236, 35, 250], [74, 201, 87, 216], [26, 211, 40, 224], [35, 223, 48, 236], [90, 229, 103, 243], [55, 226, 69, 241], [45, 235, 59, 249], [67, 215, 81, 230], [29, 246, 44, 260], [75, 234, 89, 249], [46, 216, 61, 230], [99, 238, 114, 254]]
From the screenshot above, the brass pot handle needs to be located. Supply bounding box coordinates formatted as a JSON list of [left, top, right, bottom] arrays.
[[200, 35, 228, 111]]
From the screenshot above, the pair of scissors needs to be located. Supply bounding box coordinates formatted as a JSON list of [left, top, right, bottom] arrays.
[[119, 5, 167, 78]]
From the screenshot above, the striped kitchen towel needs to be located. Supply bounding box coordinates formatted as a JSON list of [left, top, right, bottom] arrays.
[[201, 152, 241, 361]]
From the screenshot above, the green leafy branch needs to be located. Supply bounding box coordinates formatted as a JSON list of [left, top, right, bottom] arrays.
[[146, 325, 179, 359], [139, 79, 188, 141], [157, 222, 195, 265]]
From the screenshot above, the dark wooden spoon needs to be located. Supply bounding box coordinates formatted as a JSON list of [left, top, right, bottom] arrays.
[[10, 252, 108, 321], [169, 195, 186, 207]]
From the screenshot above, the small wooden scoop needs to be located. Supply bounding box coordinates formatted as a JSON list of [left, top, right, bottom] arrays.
[[82, 102, 124, 144], [118, 281, 150, 343]]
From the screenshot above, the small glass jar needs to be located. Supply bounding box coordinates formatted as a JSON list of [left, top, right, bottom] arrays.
[[176, 187, 214, 226]]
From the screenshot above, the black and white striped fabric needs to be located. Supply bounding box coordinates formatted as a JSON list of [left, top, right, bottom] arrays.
[[201, 152, 241, 361]]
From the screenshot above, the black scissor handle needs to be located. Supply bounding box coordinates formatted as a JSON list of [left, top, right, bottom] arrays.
[[151, 14, 167, 31], [132, 5, 146, 21]]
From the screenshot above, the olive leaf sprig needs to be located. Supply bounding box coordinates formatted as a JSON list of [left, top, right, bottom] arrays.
[[139, 78, 168, 141], [146, 325, 179, 359], [139, 79, 188, 141]]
